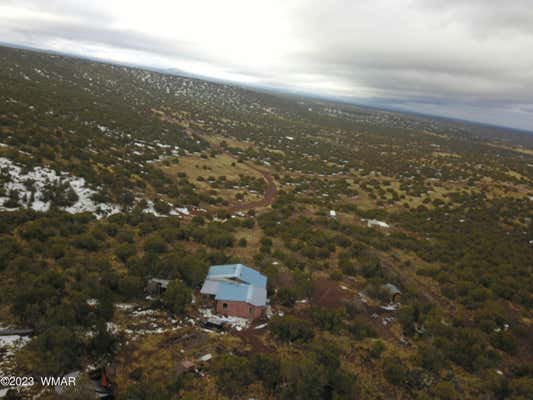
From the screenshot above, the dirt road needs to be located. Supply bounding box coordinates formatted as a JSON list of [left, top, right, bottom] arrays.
[[180, 125, 278, 215], [226, 159, 277, 214]]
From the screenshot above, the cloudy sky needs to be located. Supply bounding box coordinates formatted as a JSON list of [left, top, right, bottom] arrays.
[[2, 0, 533, 131]]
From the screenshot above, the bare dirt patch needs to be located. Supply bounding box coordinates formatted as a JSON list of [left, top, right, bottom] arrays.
[[311, 279, 352, 308], [234, 327, 273, 354]]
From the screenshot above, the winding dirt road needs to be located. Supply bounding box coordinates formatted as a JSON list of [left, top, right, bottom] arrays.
[[181, 125, 277, 215], [226, 158, 277, 214]]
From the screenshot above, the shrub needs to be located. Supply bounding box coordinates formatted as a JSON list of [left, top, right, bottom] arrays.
[[163, 280, 191, 315], [383, 356, 408, 387], [212, 355, 252, 398], [144, 234, 168, 254], [271, 316, 314, 343], [277, 287, 297, 307], [115, 243, 137, 262]]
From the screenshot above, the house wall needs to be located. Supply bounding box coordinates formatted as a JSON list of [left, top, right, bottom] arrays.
[[201, 294, 216, 307], [216, 300, 264, 319]]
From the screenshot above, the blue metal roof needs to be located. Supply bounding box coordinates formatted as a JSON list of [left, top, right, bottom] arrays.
[[213, 281, 267, 306], [214, 281, 249, 302], [207, 264, 267, 289], [208, 264, 239, 277], [202, 264, 267, 307]]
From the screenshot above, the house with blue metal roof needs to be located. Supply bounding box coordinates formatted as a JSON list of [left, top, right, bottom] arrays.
[[200, 264, 267, 319]]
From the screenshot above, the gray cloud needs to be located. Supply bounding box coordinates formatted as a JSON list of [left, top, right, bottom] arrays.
[[415, 0, 533, 36], [3, 17, 207, 64], [1, 0, 532, 131], [281, 0, 533, 129]]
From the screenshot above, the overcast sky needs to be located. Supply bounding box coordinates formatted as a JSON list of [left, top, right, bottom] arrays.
[[2, 0, 533, 131]]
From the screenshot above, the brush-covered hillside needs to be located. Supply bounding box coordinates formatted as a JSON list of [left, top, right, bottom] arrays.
[[0, 45, 532, 400]]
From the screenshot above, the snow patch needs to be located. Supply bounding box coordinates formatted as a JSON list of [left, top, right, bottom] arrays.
[[363, 218, 390, 228], [143, 200, 189, 217], [0, 335, 31, 349], [0, 326, 31, 357], [106, 322, 119, 334], [0, 157, 121, 218], [115, 303, 136, 310], [199, 308, 250, 329], [176, 207, 190, 215], [380, 304, 400, 311]]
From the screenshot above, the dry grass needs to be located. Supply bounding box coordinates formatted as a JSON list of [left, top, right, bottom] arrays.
[[202, 133, 255, 151], [163, 153, 260, 181], [159, 153, 264, 203], [487, 142, 533, 156], [432, 151, 462, 158], [230, 225, 263, 261]]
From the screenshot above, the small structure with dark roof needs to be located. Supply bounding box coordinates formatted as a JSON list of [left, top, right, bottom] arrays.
[[200, 264, 267, 320], [146, 278, 170, 295], [382, 283, 402, 303]]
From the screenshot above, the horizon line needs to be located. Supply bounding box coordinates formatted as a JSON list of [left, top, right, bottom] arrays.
[[1, 40, 532, 137]]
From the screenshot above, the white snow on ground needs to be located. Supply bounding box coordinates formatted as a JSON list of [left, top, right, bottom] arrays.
[[146, 155, 168, 164], [0, 335, 31, 352], [0, 157, 121, 218], [142, 200, 159, 216], [363, 218, 390, 228], [0, 322, 31, 358], [143, 199, 190, 217], [197, 353, 212, 362], [176, 207, 190, 215], [199, 308, 250, 330], [63, 176, 121, 217], [380, 304, 400, 311], [115, 303, 135, 311], [106, 322, 119, 335], [358, 292, 369, 303], [111, 305, 187, 341], [131, 309, 156, 317]]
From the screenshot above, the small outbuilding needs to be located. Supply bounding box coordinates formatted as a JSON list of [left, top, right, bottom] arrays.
[[146, 278, 170, 295], [382, 283, 402, 303]]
